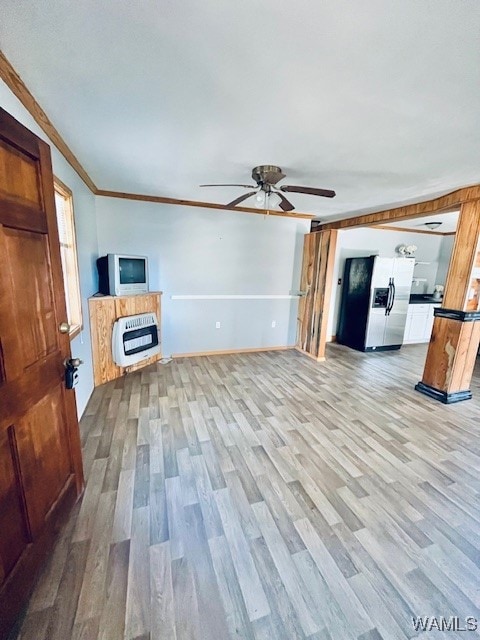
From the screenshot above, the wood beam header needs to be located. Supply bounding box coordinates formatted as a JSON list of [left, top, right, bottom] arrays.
[[317, 186, 480, 231], [371, 225, 456, 236]]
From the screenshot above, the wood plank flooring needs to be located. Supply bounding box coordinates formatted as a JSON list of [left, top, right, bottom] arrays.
[[14, 344, 480, 639]]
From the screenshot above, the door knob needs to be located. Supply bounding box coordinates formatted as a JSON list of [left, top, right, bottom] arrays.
[[59, 322, 70, 334], [65, 357, 83, 368], [64, 357, 83, 389]]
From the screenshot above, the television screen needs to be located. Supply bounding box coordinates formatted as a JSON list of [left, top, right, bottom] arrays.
[[119, 257, 146, 284]]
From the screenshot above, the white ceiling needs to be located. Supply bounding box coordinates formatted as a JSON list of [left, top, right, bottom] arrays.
[[382, 210, 459, 233], [1, 0, 480, 221]]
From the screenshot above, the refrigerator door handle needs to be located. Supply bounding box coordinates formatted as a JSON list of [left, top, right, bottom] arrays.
[[385, 278, 392, 316], [387, 278, 396, 315]]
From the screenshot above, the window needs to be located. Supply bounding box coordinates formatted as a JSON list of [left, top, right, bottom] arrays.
[[54, 178, 82, 339]]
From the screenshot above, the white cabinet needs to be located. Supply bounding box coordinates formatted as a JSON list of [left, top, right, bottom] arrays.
[[425, 304, 439, 338], [403, 303, 441, 344]]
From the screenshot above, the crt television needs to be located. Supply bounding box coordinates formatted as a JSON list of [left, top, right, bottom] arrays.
[[96, 254, 149, 296]]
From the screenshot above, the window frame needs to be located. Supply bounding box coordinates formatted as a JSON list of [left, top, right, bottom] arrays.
[[53, 176, 83, 340]]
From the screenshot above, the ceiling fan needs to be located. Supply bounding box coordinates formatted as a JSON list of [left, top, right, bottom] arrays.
[[200, 165, 336, 212]]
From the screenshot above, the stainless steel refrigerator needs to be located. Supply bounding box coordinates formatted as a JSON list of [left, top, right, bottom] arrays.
[[337, 256, 415, 351]]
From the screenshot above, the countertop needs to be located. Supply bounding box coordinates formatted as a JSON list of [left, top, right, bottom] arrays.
[[409, 294, 442, 305]]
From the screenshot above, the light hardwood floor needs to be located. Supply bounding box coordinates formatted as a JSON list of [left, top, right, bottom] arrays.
[[14, 344, 480, 639]]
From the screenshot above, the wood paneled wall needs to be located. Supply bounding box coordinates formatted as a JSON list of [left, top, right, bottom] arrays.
[[297, 230, 337, 360]]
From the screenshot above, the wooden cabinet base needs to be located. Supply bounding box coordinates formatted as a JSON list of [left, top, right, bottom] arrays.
[[88, 293, 162, 387]]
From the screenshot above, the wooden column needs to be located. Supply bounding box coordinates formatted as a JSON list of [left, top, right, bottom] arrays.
[[416, 200, 480, 403], [297, 230, 337, 361]]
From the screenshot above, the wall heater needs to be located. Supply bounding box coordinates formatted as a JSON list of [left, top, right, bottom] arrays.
[[112, 312, 160, 367]]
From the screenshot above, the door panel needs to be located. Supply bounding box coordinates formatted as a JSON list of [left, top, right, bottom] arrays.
[[0, 427, 29, 579], [409, 313, 430, 342], [365, 257, 390, 347], [0, 338, 5, 384], [371, 257, 393, 287], [392, 257, 415, 284], [0, 138, 42, 207], [384, 312, 409, 346], [390, 287, 411, 307], [384, 261, 413, 346], [3, 227, 57, 368], [0, 107, 84, 638], [15, 387, 72, 536], [365, 310, 387, 348]]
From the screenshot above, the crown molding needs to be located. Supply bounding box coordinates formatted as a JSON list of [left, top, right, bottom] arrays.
[[0, 50, 99, 193], [95, 189, 314, 219]]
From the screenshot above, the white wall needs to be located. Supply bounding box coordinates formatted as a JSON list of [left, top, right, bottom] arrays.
[[328, 227, 444, 339], [1, 81, 98, 416], [96, 197, 310, 355], [0, 73, 459, 407], [435, 235, 455, 286], [1, 78, 309, 409]]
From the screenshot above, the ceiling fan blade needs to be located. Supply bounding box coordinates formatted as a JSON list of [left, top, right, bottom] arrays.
[[280, 185, 336, 198], [225, 191, 259, 207], [275, 191, 295, 212], [199, 183, 256, 188]]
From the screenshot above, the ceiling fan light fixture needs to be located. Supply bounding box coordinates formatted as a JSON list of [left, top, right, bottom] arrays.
[[254, 193, 265, 208], [253, 191, 282, 209], [425, 221, 442, 230], [267, 192, 282, 209]]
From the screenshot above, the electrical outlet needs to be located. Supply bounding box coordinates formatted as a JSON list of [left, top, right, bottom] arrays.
[[271, 321, 276, 328], [215, 321, 221, 329]]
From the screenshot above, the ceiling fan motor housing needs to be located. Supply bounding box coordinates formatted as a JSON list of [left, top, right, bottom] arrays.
[[251, 165, 286, 186]]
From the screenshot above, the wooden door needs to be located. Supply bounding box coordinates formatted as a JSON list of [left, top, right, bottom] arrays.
[[0, 108, 84, 637]]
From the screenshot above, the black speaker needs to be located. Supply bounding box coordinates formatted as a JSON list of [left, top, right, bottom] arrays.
[[96, 256, 110, 295]]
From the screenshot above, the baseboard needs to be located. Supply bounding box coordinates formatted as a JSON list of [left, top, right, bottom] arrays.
[[415, 381, 472, 404], [295, 347, 326, 362], [171, 345, 295, 358], [329, 335, 337, 343]]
